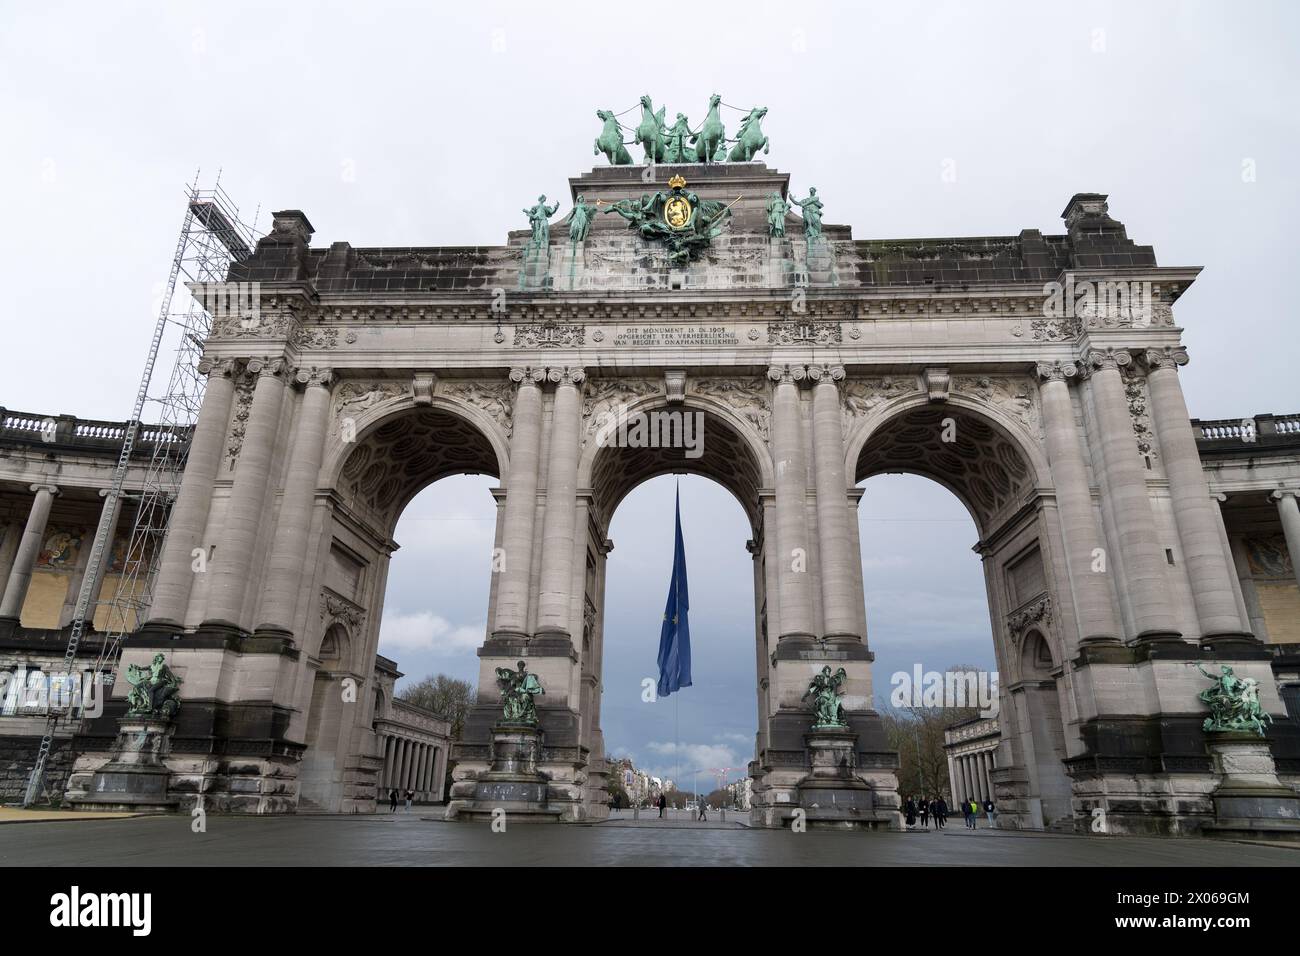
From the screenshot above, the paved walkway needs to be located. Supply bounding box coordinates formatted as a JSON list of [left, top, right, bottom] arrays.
[[0, 807, 145, 825], [597, 808, 746, 829], [1, 812, 1296, 866]]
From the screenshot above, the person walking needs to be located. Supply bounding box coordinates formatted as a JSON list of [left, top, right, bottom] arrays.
[[936, 796, 948, 829], [657, 792, 667, 819], [405, 789, 414, 811], [697, 800, 708, 822], [928, 798, 941, 829], [905, 795, 916, 828], [969, 798, 980, 828], [962, 797, 973, 829], [984, 798, 996, 827], [918, 797, 929, 828]]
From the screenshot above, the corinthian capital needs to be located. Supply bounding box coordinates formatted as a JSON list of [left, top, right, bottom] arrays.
[[509, 366, 546, 386], [197, 357, 240, 379], [767, 364, 793, 385], [1141, 346, 1189, 371], [806, 364, 846, 384], [246, 356, 289, 379], [1083, 347, 1132, 375], [547, 366, 586, 386], [295, 366, 335, 389], [1035, 361, 1077, 383]]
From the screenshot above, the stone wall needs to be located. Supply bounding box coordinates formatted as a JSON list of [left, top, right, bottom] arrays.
[[0, 735, 75, 804]]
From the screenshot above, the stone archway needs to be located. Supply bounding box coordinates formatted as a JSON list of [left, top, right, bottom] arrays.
[[293, 392, 505, 812], [850, 392, 1069, 830], [578, 392, 772, 814]]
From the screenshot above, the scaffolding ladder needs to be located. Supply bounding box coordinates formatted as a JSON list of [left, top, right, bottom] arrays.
[[22, 176, 257, 806]]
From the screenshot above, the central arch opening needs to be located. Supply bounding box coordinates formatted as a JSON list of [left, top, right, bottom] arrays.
[[602, 475, 757, 810], [582, 393, 771, 814]]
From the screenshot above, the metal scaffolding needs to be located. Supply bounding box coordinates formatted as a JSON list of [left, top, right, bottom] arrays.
[[23, 175, 258, 805]]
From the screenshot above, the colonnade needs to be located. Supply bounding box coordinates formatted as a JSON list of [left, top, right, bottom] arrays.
[[378, 733, 444, 800], [948, 748, 996, 806]]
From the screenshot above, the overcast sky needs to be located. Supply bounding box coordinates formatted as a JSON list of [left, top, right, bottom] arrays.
[[3, 2, 1296, 785]]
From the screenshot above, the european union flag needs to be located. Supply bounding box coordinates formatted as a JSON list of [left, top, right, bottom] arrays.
[[656, 487, 692, 698]]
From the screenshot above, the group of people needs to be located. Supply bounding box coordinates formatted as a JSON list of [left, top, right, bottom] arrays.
[[903, 794, 997, 829], [904, 795, 948, 829], [388, 788, 415, 812]]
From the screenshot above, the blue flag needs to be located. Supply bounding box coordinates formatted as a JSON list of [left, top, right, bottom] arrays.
[[656, 487, 692, 698]]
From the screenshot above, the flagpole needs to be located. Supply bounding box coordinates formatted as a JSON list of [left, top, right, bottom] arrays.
[[675, 478, 680, 811]]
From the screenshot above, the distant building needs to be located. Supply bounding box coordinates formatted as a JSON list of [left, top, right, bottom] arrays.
[[943, 715, 999, 812]]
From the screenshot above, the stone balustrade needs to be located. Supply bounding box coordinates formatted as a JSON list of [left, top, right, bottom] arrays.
[[0, 407, 189, 457]]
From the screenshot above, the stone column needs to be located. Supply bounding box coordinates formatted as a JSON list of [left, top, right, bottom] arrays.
[[0, 483, 59, 621], [536, 366, 584, 637], [1144, 348, 1249, 639], [397, 739, 411, 790], [1083, 349, 1180, 640], [256, 367, 334, 639], [768, 366, 814, 641], [204, 357, 289, 631], [947, 753, 959, 806], [0, 518, 22, 600], [147, 359, 239, 627], [810, 365, 859, 641], [1210, 493, 1252, 634], [493, 368, 545, 638], [1272, 490, 1300, 590], [1036, 362, 1120, 644], [382, 735, 395, 788]]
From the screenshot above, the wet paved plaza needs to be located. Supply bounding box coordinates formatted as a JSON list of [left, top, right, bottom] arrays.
[[2, 811, 1297, 867]]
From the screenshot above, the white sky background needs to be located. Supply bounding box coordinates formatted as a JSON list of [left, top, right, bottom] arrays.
[[2, 1, 1297, 784]]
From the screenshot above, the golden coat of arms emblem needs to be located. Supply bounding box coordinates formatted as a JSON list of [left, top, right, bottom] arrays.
[[663, 174, 693, 230]]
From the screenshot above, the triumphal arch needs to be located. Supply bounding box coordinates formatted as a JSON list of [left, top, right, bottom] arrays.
[[14, 99, 1296, 834]]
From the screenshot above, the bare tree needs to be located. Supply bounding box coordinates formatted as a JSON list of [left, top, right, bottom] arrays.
[[399, 674, 476, 740], [880, 664, 985, 799]]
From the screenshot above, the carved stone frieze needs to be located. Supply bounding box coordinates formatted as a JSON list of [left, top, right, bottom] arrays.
[[840, 376, 919, 433], [1122, 367, 1158, 458], [692, 378, 772, 443], [1029, 317, 1081, 341], [320, 588, 366, 632], [582, 378, 661, 439], [953, 375, 1040, 436], [225, 373, 255, 463], [514, 321, 584, 349], [767, 319, 842, 346], [1007, 595, 1051, 638], [442, 380, 515, 436], [333, 381, 407, 429]]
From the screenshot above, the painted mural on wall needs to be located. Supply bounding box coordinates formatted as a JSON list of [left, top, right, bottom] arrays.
[[1245, 536, 1292, 578], [36, 527, 83, 570]]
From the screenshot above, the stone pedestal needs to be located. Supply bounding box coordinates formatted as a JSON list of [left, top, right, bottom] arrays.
[[794, 726, 892, 829], [449, 723, 563, 824], [803, 236, 838, 286], [1201, 732, 1300, 843], [554, 239, 586, 291], [517, 241, 553, 291], [767, 236, 796, 287], [70, 718, 179, 813]]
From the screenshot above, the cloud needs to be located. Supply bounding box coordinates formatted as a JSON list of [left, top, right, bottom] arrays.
[[379, 610, 484, 654], [646, 740, 743, 771]]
